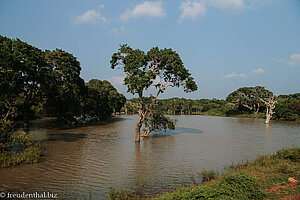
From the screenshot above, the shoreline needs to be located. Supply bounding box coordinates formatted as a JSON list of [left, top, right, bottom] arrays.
[[109, 147, 300, 200]]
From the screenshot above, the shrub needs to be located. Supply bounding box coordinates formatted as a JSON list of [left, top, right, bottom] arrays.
[[217, 172, 264, 200], [199, 169, 219, 183], [154, 172, 264, 200], [0, 131, 42, 168], [108, 188, 141, 200], [275, 147, 300, 162]]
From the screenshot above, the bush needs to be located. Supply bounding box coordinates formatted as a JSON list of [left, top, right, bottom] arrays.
[[0, 145, 41, 168], [108, 188, 141, 200], [0, 131, 42, 168], [199, 169, 219, 183], [217, 172, 264, 200], [0, 118, 14, 144], [154, 172, 264, 200], [275, 147, 300, 162]]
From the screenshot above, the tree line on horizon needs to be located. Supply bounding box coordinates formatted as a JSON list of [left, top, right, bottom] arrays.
[[0, 35, 125, 144], [122, 88, 300, 122]]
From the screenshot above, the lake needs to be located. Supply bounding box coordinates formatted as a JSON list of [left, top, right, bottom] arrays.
[[0, 115, 299, 199]]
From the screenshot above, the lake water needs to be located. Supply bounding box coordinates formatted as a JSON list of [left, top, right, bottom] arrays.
[[0, 115, 299, 199]]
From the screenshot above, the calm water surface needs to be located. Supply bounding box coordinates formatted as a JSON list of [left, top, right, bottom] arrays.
[[0, 115, 299, 199]]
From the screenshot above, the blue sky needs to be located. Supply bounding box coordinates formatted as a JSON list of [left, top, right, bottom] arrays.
[[1, 0, 300, 99]]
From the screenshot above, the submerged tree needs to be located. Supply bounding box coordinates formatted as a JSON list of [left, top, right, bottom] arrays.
[[259, 95, 277, 124], [111, 44, 197, 142]]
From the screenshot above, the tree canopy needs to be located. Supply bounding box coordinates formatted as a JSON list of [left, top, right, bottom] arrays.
[[226, 86, 274, 116], [85, 79, 126, 120], [0, 35, 125, 135]]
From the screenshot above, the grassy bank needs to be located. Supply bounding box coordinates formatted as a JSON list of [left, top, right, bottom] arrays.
[[0, 131, 42, 168], [109, 147, 300, 200]]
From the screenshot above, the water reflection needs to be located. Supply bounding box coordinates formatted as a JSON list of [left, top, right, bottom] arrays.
[[0, 115, 299, 199]]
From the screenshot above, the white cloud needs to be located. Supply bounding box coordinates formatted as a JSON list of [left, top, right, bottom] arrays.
[[225, 72, 247, 79], [120, 9, 132, 21], [75, 9, 106, 24], [120, 1, 165, 21], [109, 76, 125, 85], [251, 68, 264, 74], [179, 1, 206, 21], [288, 53, 300, 67], [109, 26, 126, 35], [209, 0, 244, 9]]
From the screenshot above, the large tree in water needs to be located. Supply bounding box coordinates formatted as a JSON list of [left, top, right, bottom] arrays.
[[111, 44, 197, 142], [226, 86, 277, 124]]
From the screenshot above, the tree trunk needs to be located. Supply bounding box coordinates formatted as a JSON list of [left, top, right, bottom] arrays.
[[254, 105, 259, 116], [24, 120, 30, 131], [254, 109, 259, 116], [124, 105, 128, 115], [265, 114, 271, 124], [135, 114, 145, 142], [264, 96, 277, 124], [135, 120, 142, 142], [23, 107, 30, 131]]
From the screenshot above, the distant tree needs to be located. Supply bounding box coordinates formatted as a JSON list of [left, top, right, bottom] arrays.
[[274, 94, 300, 121], [85, 79, 126, 120], [111, 44, 197, 142], [227, 87, 264, 115]]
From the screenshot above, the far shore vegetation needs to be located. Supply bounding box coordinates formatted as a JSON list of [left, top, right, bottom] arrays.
[[108, 147, 300, 200], [122, 91, 300, 122]]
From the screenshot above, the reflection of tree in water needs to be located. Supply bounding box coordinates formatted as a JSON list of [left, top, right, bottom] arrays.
[[148, 127, 203, 138], [265, 124, 272, 133]]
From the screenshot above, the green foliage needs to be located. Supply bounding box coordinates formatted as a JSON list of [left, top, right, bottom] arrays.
[[275, 147, 300, 162], [43, 49, 87, 123], [123, 91, 300, 122], [111, 44, 197, 95], [199, 169, 219, 183], [0, 35, 49, 127], [274, 94, 300, 121], [144, 114, 177, 132], [0, 131, 41, 168], [226, 86, 273, 115], [0, 118, 14, 144], [0, 145, 41, 168], [124, 98, 230, 116], [111, 45, 197, 140], [154, 172, 264, 200], [108, 188, 142, 200], [85, 79, 126, 119], [0, 35, 125, 127]]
